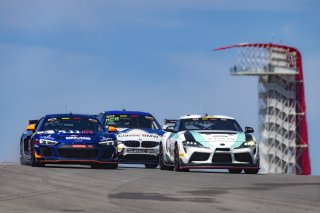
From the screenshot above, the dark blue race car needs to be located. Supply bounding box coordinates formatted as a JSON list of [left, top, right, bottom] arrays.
[[20, 114, 118, 169]]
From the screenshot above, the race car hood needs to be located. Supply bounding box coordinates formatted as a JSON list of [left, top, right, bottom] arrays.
[[36, 130, 115, 144], [116, 128, 164, 142], [186, 130, 246, 148]]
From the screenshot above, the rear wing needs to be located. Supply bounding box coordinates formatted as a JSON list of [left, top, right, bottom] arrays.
[[163, 119, 177, 130], [164, 119, 177, 125], [26, 119, 39, 131], [28, 120, 39, 125]]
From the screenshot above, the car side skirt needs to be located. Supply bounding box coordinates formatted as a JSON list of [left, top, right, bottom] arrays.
[[180, 165, 260, 170], [37, 160, 118, 165]]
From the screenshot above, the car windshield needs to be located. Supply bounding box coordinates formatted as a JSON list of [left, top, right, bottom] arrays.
[[42, 117, 104, 132], [180, 118, 242, 131], [105, 114, 161, 130]]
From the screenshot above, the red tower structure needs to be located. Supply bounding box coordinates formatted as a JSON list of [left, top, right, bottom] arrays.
[[215, 43, 311, 175]]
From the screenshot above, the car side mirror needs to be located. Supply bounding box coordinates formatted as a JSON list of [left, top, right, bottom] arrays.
[[165, 126, 175, 132], [27, 124, 36, 132], [245, 127, 254, 133], [108, 126, 117, 132]]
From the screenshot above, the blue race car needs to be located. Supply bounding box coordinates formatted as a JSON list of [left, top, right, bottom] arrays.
[[20, 119, 39, 165], [97, 110, 165, 168], [20, 114, 118, 169]]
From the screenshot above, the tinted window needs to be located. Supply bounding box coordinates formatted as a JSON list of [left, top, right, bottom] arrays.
[[35, 118, 45, 132], [180, 118, 242, 131], [105, 114, 161, 130], [42, 117, 103, 132], [174, 120, 181, 132]]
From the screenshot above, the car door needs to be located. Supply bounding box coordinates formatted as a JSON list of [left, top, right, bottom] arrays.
[[167, 120, 182, 162]]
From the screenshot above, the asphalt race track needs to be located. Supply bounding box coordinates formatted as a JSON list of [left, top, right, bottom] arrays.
[[0, 163, 319, 213]]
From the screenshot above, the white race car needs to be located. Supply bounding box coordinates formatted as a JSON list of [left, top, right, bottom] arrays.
[[160, 115, 260, 174], [97, 110, 164, 168]]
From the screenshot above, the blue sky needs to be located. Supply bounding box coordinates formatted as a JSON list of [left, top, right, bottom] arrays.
[[0, 0, 319, 175]]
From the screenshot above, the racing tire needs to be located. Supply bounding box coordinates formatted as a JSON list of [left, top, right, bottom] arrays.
[[145, 164, 158, 169], [91, 163, 118, 169], [159, 144, 174, 171], [244, 169, 259, 174], [106, 163, 118, 169], [30, 148, 45, 167], [228, 169, 242, 174], [91, 164, 100, 169], [19, 141, 27, 165], [174, 145, 189, 172]]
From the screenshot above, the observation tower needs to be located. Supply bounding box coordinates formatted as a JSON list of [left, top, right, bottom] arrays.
[[215, 43, 311, 175]]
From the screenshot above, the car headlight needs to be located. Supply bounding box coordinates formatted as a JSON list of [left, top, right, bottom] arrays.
[[182, 141, 203, 147], [99, 140, 116, 146], [39, 139, 58, 146], [237, 140, 256, 148]]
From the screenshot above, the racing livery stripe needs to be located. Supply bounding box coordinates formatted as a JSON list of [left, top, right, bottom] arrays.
[[117, 128, 164, 136], [169, 133, 179, 140], [232, 132, 246, 148], [190, 131, 212, 147]]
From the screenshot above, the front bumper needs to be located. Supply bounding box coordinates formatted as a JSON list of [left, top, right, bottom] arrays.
[[34, 144, 118, 164], [118, 143, 159, 164], [178, 144, 259, 169]]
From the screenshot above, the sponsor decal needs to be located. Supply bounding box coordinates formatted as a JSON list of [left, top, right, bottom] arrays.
[[118, 133, 140, 138], [117, 133, 159, 139], [57, 130, 81, 134], [40, 135, 55, 140], [106, 115, 119, 123], [71, 144, 94, 148], [100, 136, 114, 141], [126, 148, 155, 154], [37, 130, 55, 134], [66, 136, 91, 140]]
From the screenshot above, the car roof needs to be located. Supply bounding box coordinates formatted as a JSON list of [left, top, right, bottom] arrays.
[[102, 110, 152, 116], [44, 114, 98, 119], [179, 114, 202, 119], [178, 114, 235, 120]]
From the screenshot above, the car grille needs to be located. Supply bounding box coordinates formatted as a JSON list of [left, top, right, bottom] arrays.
[[58, 147, 98, 159], [141, 141, 158, 148], [40, 147, 54, 157], [189, 152, 210, 162], [234, 153, 252, 163], [215, 148, 230, 152], [123, 141, 140, 147], [120, 154, 158, 163], [212, 153, 232, 163]]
